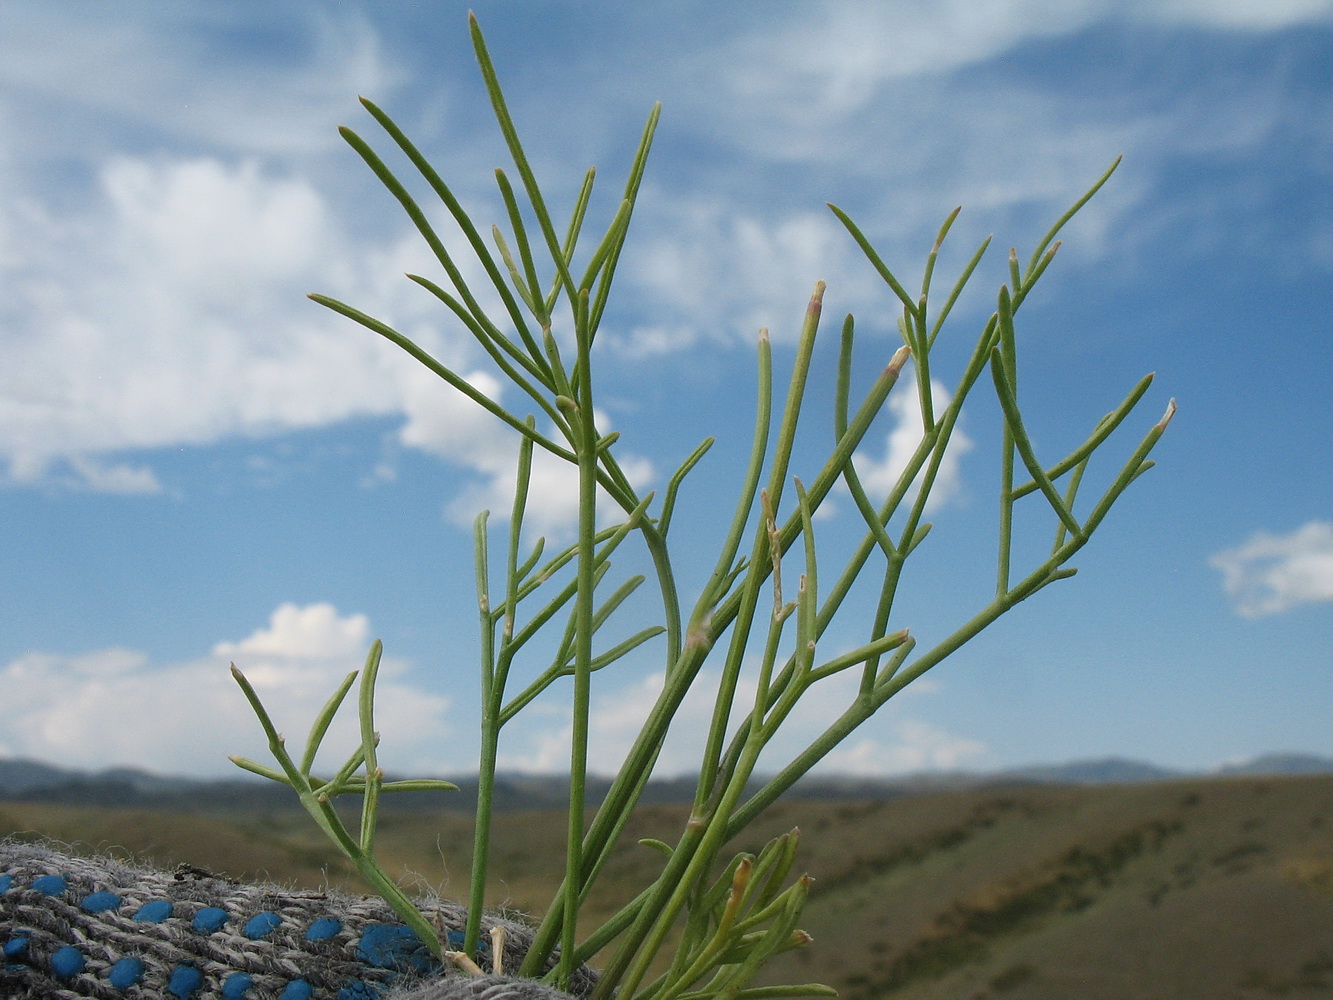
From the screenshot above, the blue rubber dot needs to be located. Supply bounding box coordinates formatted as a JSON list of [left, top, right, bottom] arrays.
[[280, 980, 314, 1000], [32, 874, 68, 896], [3, 936, 29, 959], [306, 916, 341, 941], [135, 900, 173, 923], [243, 911, 283, 939], [446, 929, 466, 948], [108, 956, 145, 989], [193, 906, 229, 933], [82, 890, 121, 913], [358, 923, 434, 972], [0, 873, 12, 892], [222, 971, 254, 999], [167, 963, 204, 998], [51, 945, 85, 978]]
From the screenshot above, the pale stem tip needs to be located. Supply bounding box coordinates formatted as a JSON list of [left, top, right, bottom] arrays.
[[759, 327, 770, 344], [888, 345, 912, 375], [490, 926, 507, 975], [730, 857, 753, 895], [446, 952, 486, 978], [1157, 398, 1178, 429]]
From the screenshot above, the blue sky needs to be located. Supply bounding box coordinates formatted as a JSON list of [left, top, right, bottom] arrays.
[[1, 1, 1331, 782]]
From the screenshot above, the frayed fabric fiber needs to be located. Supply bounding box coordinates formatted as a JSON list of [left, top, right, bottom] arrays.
[[0, 839, 597, 1000]]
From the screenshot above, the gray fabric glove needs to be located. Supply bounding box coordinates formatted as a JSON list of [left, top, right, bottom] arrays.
[[1, 838, 597, 1000]]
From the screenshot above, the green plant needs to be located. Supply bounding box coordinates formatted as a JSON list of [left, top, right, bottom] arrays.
[[229, 13, 1173, 1000]]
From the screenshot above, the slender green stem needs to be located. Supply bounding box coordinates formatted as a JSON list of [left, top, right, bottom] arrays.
[[357, 640, 385, 854], [470, 12, 578, 311], [561, 289, 599, 989], [495, 167, 548, 323], [469, 512, 497, 954], [300, 670, 358, 775], [590, 105, 661, 334]]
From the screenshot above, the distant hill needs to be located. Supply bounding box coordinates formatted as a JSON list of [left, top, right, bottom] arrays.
[[3, 773, 1332, 1000], [1, 752, 1329, 812], [996, 756, 1185, 784], [1217, 752, 1333, 776]]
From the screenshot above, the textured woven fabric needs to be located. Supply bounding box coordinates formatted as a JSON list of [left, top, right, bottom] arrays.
[[0, 839, 597, 1000]]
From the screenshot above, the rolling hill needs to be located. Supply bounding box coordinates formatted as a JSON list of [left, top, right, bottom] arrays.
[[3, 770, 1332, 999]]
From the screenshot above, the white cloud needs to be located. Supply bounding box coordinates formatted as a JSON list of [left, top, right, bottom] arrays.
[[853, 374, 973, 514], [1210, 521, 1333, 618], [104, 156, 333, 293], [213, 602, 370, 661], [0, 154, 414, 482], [617, 199, 878, 350], [0, 7, 515, 496], [0, 123, 645, 512], [0, 146, 550, 496], [66, 456, 163, 495], [0, 603, 451, 776]]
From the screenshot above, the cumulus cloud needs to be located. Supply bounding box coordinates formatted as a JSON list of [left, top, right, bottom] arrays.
[[1210, 521, 1333, 618], [0, 7, 517, 498], [0, 153, 422, 484], [0, 145, 586, 513], [616, 201, 877, 351], [0, 128, 644, 524], [0, 603, 451, 776], [212, 602, 370, 661]]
